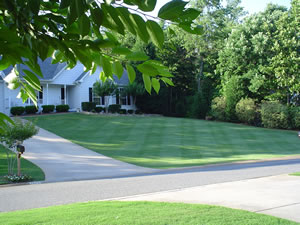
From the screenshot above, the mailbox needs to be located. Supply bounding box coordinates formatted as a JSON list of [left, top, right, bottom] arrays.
[[17, 145, 25, 154]]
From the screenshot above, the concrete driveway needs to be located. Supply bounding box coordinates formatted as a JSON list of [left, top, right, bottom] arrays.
[[23, 128, 157, 182], [119, 174, 300, 223]]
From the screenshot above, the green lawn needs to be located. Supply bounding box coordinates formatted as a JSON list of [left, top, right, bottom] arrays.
[[0, 201, 297, 225], [290, 172, 300, 176], [26, 113, 300, 169], [0, 145, 45, 184]]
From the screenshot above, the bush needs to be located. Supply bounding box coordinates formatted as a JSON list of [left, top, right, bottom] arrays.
[[235, 98, 257, 125], [261, 101, 289, 129], [95, 107, 104, 113], [289, 107, 300, 129], [135, 109, 143, 114], [127, 110, 134, 114], [42, 105, 55, 113], [56, 104, 69, 112], [10, 107, 25, 116], [224, 76, 244, 120], [108, 104, 121, 113], [81, 102, 96, 112], [211, 97, 227, 121], [25, 106, 38, 114], [118, 109, 127, 114]]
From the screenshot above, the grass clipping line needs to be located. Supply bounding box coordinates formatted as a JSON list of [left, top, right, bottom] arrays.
[[0, 201, 298, 225]]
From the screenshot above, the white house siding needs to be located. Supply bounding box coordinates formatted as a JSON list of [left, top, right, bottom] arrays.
[[67, 85, 81, 110], [0, 82, 4, 114], [44, 85, 62, 106], [51, 64, 84, 85]]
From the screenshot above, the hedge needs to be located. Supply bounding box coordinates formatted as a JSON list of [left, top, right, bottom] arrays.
[[10, 106, 25, 116], [289, 107, 300, 129], [235, 98, 256, 125], [56, 104, 69, 112], [25, 106, 38, 114], [211, 97, 227, 121], [118, 109, 127, 114], [127, 110, 134, 114], [95, 106, 104, 113], [42, 105, 55, 113], [81, 102, 96, 112], [108, 104, 121, 113], [261, 101, 289, 129]]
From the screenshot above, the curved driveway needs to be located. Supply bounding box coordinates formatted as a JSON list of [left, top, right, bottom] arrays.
[[23, 128, 157, 182]]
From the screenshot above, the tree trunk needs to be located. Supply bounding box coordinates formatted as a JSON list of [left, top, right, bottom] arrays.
[[197, 55, 204, 92]]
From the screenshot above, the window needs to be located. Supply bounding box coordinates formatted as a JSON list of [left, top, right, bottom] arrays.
[[118, 88, 131, 105], [90, 87, 104, 105], [36, 86, 43, 104], [61, 87, 65, 100]]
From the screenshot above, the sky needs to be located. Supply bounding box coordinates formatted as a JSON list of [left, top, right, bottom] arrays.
[[150, 0, 291, 16]]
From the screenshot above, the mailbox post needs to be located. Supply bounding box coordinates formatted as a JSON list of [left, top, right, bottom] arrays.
[[16, 144, 25, 176]]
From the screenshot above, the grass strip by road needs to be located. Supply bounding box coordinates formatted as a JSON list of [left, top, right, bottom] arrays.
[[26, 113, 300, 169], [0, 201, 297, 225], [290, 172, 300, 176], [0, 145, 45, 184]]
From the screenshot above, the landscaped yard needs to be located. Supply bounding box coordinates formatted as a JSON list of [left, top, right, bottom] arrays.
[[26, 113, 300, 169], [0, 201, 297, 225], [0, 145, 45, 184]]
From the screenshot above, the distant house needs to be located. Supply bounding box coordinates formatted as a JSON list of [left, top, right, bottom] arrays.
[[0, 58, 135, 115]]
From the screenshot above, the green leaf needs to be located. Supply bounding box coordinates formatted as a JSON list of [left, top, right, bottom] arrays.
[[0, 55, 13, 71], [112, 61, 123, 79], [23, 70, 41, 91], [60, 0, 71, 9], [130, 14, 149, 43], [0, 112, 14, 134], [158, 0, 187, 20], [143, 60, 174, 77], [68, 0, 86, 25], [126, 64, 136, 83], [4, 72, 20, 90], [29, 0, 40, 15], [179, 23, 204, 35], [137, 63, 159, 76], [100, 55, 113, 78], [151, 78, 160, 94], [142, 74, 152, 94], [105, 32, 119, 45], [22, 84, 37, 106], [24, 61, 43, 77], [99, 71, 107, 83], [161, 77, 174, 86], [111, 46, 132, 55], [126, 52, 149, 61], [90, 6, 103, 28], [146, 20, 164, 49], [177, 8, 200, 23], [78, 14, 90, 37], [137, 0, 157, 12], [116, 7, 136, 35], [102, 4, 125, 35]]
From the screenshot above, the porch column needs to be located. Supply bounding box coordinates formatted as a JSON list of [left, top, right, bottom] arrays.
[[64, 84, 67, 105], [46, 83, 49, 105]]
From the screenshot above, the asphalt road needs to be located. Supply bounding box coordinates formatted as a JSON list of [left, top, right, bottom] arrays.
[[1, 158, 300, 213]]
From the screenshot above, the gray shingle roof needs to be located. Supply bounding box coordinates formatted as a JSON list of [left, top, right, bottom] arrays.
[[113, 70, 129, 86], [2, 66, 13, 76], [75, 71, 88, 82], [18, 58, 66, 80]]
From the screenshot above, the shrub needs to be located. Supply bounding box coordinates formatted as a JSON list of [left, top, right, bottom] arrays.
[[95, 107, 104, 113], [56, 104, 69, 112], [42, 105, 55, 113], [25, 106, 38, 114], [235, 98, 256, 124], [289, 107, 300, 129], [127, 110, 134, 114], [223, 76, 244, 120], [135, 109, 143, 114], [118, 109, 127, 114], [81, 102, 96, 112], [188, 92, 210, 119], [10, 107, 25, 116], [211, 97, 227, 121], [108, 104, 121, 113], [261, 101, 289, 129]]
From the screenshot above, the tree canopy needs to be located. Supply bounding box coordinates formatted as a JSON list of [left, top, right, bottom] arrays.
[[0, 0, 203, 131]]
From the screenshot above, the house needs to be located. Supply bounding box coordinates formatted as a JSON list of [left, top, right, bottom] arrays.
[[0, 58, 135, 115]]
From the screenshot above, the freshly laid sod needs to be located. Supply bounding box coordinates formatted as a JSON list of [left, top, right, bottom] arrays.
[[290, 172, 300, 176], [27, 113, 300, 169], [0, 145, 45, 184], [0, 201, 297, 225]]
